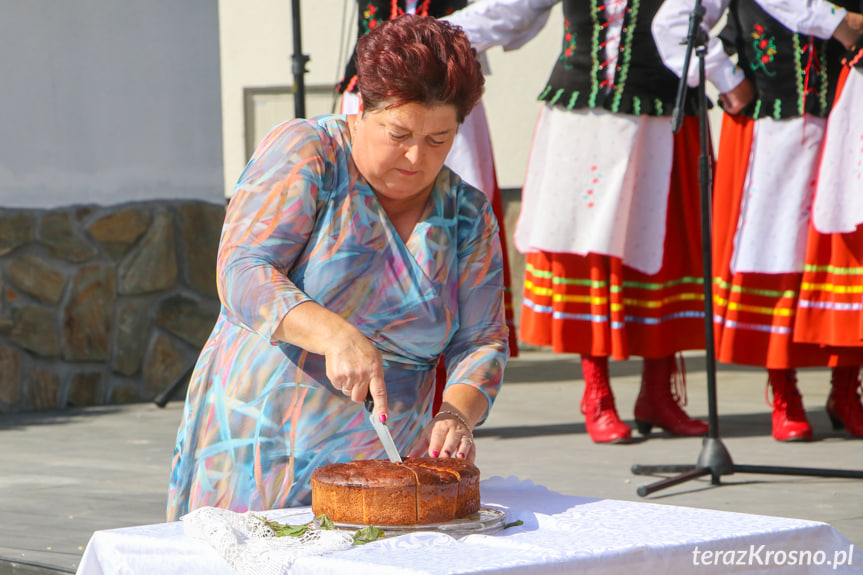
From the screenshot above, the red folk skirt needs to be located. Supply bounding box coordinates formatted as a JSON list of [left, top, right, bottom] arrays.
[[711, 105, 863, 369], [794, 66, 863, 354], [519, 117, 707, 360]]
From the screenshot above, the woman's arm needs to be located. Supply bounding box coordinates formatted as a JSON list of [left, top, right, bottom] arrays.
[[217, 119, 324, 340], [442, 189, 508, 422], [652, 0, 746, 95], [442, 0, 559, 53], [756, 0, 847, 39], [410, 187, 509, 461], [218, 119, 389, 416]]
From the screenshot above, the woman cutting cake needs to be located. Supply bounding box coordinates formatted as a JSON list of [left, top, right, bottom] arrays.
[[166, 15, 508, 521]]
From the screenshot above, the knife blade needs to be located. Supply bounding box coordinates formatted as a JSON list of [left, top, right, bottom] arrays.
[[365, 392, 402, 463]]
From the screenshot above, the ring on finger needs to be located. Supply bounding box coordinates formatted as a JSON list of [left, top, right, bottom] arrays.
[[461, 435, 474, 447]]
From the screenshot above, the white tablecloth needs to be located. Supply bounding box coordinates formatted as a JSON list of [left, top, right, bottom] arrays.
[[77, 476, 863, 575]]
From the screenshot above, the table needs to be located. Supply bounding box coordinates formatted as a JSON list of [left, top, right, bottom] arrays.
[[76, 476, 862, 574]]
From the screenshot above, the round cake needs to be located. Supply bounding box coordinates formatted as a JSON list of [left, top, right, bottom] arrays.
[[310, 457, 480, 526]]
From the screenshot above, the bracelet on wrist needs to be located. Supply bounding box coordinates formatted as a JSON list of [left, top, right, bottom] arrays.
[[436, 408, 473, 437]]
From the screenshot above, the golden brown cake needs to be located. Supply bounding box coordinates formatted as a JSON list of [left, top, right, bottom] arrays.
[[310, 457, 481, 526], [411, 457, 480, 519]]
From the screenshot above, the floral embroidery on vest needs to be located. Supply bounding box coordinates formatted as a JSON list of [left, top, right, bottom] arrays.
[[362, 1, 432, 35], [538, 0, 690, 117], [750, 24, 777, 77], [362, 4, 381, 34], [559, 18, 577, 70]]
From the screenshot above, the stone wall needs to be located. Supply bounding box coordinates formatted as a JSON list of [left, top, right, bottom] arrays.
[[0, 201, 225, 414], [0, 192, 530, 414]]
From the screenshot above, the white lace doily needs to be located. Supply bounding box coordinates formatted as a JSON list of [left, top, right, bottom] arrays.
[[182, 507, 354, 575]]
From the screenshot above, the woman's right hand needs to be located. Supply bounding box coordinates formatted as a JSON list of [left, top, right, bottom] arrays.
[[274, 301, 389, 421], [324, 327, 388, 419]]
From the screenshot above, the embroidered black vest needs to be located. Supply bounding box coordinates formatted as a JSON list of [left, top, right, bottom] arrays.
[[538, 0, 697, 117], [722, 0, 851, 119], [337, 0, 468, 93]]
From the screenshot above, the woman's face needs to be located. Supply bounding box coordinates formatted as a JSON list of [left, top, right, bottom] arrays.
[[352, 100, 459, 204]]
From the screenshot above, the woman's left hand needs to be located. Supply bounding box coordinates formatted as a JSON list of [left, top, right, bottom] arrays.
[[409, 407, 476, 463], [718, 78, 755, 116]]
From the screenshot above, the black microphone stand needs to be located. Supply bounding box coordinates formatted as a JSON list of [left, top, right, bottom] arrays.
[[291, 0, 310, 118], [630, 0, 863, 495]]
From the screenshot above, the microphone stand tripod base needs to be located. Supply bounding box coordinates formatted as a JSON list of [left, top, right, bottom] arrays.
[[631, 437, 734, 497]]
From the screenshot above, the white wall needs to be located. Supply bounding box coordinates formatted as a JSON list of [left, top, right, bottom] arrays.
[[0, 1, 224, 209], [218, 1, 347, 195], [220, 0, 294, 196]]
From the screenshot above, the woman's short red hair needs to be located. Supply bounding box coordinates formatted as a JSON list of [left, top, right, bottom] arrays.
[[355, 14, 484, 123]]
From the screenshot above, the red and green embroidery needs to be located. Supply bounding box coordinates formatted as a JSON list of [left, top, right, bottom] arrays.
[[538, 0, 671, 116], [794, 35, 828, 117], [588, 0, 602, 107], [610, 0, 638, 113], [559, 18, 577, 70], [361, 3, 381, 34], [750, 24, 777, 77], [362, 1, 432, 35]]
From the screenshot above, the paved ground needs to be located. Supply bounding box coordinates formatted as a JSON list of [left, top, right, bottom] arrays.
[[1, 349, 862, 574]]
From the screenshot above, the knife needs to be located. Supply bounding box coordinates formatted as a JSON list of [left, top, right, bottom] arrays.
[[365, 392, 403, 463]]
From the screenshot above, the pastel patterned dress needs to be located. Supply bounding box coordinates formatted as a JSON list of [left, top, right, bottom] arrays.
[[166, 115, 508, 521]]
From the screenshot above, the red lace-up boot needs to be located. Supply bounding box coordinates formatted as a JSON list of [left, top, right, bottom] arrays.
[[634, 355, 709, 436], [767, 369, 813, 442], [826, 366, 863, 438], [580, 355, 632, 444]]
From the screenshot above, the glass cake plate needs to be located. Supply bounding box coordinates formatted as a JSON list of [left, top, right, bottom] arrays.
[[332, 507, 506, 538]]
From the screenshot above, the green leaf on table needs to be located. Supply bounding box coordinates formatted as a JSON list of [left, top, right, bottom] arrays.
[[253, 516, 310, 538], [352, 525, 385, 545], [255, 516, 285, 533], [503, 520, 523, 529], [274, 524, 309, 537], [315, 514, 335, 530]]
